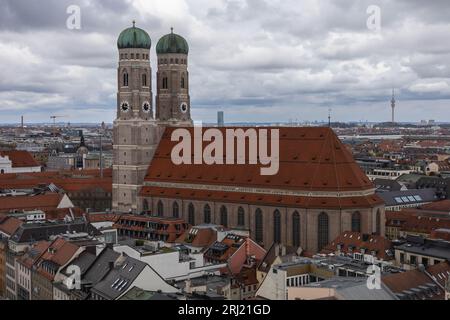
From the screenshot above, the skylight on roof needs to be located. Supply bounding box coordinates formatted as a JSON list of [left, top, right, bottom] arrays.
[[414, 195, 423, 201], [395, 197, 403, 204]]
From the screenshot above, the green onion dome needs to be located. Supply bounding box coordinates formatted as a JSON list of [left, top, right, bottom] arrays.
[[156, 28, 189, 55], [117, 21, 151, 50]]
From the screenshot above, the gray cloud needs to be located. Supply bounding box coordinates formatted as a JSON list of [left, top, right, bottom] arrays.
[[0, 0, 450, 124]]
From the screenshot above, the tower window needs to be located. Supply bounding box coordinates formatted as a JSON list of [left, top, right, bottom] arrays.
[[142, 74, 147, 87], [120, 54, 124, 60], [131, 53, 134, 59], [170, 58, 173, 63], [255, 209, 263, 244], [123, 72, 129, 87], [175, 58, 179, 64], [162, 77, 168, 89], [237, 207, 245, 226], [136, 53, 140, 59], [181, 77, 185, 89], [164, 59, 168, 64]]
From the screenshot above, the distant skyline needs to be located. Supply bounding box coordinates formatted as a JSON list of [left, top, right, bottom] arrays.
[[1, 0, 450, 124]]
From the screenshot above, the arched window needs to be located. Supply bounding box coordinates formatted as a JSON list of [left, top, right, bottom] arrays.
[[318, 212, 329, 251], [157, 201, 164, 217], [142, 74, 147, 87], [376, 210, 381, 235], [173, 202, 179, 218], [162, 77, 168, 89], [123, 72, 129, 87], [188, 203, 195, 225], [255, 209, 263, 244], [220, 206, 228, 227], [292, 212, 300, 247], [352, 212, 361, 233], [204, 204, 211, 224], [142, 199, 149, 213], [181, 76, 185, 89], [237, 207, 245, 226], [273, 210, 281, 244]]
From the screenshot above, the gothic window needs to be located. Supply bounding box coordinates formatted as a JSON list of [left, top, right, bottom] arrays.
[[173, 202, 179, 218], [143, 200, 149, 212], [352, 212, 361, 233], [123, 72, 129, 87], [162, 77, 168, 89], [136, 53, 140, 59], [142, 74, 147, 87], [292, 211, 300, 247], [273, 210, 281, 243], [255, 209, 263, 244], [318, 212, 329, 251], [220, 206, 228, 227], [376, 210, 381, 235], [181, 76, 185, 89], [204, 204, 211, 224], [157, 200, 164, 217], [188, 203, 195, 225], [237, 207, 245, 226], [131, 53, 134, 59]]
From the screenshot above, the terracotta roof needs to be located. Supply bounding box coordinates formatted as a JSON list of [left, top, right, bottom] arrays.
[[175, 226, 217, 248], [144, 127, 374, 193], [39, 237, 79, 266], [386, 209, 450, 235], [87, 213, 120, 223], [0, 193, 64, 212], [420, 200, 450, 212], [140, 186, 383, 210], [0, 150, 40, 168], [382, 262, 450, 300], [322, 231, 393, 260], [0, 216, 23, 236], [0, 169, 112, 193]]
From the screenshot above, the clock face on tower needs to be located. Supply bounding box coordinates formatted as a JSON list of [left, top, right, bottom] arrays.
[[120, 101, 130, 113], [180, 102, 188, 114], [142, 101, 151, 113]]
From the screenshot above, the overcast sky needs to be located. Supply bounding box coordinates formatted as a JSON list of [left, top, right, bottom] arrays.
[[1, 0, 450, 124]]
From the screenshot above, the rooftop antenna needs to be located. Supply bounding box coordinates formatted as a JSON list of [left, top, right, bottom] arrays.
[[328, 108, 332, 127], [391, 88, 396, 124]]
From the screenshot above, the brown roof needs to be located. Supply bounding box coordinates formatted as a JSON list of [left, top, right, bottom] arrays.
[[140, 186, 383, 210], [322, 231, 393, 260], [0, 150, 40, 168], [0, 216, 23, 236], [175, 226, 217, 248], [36, 238, 79, 280], [382, 262, 450, 300], [420, 200, 450, 213], [144, 127, 374, 193], [0, 193, 64, 213], [0, 169, 112, 193]]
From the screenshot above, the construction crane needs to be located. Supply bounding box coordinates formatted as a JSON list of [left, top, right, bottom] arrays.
[[50, 115, 67, 136]]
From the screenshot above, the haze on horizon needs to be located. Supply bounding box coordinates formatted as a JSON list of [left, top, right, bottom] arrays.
[[1, 0, 450, 124]]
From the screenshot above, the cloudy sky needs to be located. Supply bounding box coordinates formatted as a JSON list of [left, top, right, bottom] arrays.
[[1, 0, 450, 124]]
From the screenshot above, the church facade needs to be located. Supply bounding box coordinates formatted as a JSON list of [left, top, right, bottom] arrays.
[[112, 23, 385, 253]]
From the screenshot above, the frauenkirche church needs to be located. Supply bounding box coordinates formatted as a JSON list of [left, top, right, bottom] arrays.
[[112, 23, 385, 253]]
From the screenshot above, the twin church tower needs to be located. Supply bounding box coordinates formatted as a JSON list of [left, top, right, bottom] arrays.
[[113, 22, 192, 212]]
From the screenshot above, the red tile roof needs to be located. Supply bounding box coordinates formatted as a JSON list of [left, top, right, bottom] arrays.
[[322, 231, 393, 260], [175, 226, 217, 248], [144, 127, 374, 193], [140, 186, 383, 210], [0, 193, 64, 213], [0, 216, 23, 236], [0, 150, 40, 168]]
